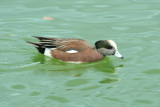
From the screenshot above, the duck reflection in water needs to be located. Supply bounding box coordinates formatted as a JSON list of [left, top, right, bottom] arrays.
[[32, 53, 123, 74]]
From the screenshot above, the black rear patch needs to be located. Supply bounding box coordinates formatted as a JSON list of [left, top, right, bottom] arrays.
[[27, 41, 45, 54]]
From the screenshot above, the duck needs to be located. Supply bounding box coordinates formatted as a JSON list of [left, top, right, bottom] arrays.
[[27, 36, 123, 62]]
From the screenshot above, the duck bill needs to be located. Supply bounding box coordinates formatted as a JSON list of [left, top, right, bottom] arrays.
[[114, 51, 123, 59]]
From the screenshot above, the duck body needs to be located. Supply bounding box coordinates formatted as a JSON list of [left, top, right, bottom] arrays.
[[27, 36, 123, 62]]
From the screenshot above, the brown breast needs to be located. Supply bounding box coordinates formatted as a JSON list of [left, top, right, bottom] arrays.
[[51, 49, 105, 62]]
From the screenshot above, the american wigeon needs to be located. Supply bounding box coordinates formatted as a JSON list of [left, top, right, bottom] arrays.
[[27, 36, 123, 62]]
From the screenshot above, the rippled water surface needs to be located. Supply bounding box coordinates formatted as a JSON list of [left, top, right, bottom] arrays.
[[0, 0, 160, 107]]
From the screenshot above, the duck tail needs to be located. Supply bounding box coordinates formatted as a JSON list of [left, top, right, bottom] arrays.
[[26, 41, 45, 54]]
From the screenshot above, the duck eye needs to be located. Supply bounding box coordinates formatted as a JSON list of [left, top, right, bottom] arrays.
[[106, 46, 113, 49]]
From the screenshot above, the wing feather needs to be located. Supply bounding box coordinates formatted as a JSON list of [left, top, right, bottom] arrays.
[[32, 36, 93, 52]]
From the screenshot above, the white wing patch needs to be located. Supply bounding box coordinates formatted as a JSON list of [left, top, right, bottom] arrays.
[[44, 48, 55, 57], [65, 50, 78, 53], [66, 61, 82, 64]]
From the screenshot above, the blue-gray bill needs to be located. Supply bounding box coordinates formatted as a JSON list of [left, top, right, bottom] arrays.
[[114, 51, 124, 59]]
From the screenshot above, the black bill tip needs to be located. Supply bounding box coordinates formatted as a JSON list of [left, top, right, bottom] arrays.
[[120, 56, 124, 59]]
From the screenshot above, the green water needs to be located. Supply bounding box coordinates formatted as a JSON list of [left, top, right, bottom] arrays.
[[0, 0, 160, 107]]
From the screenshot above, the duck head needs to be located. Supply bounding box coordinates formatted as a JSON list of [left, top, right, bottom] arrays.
[[95, 40, 123, 59]]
